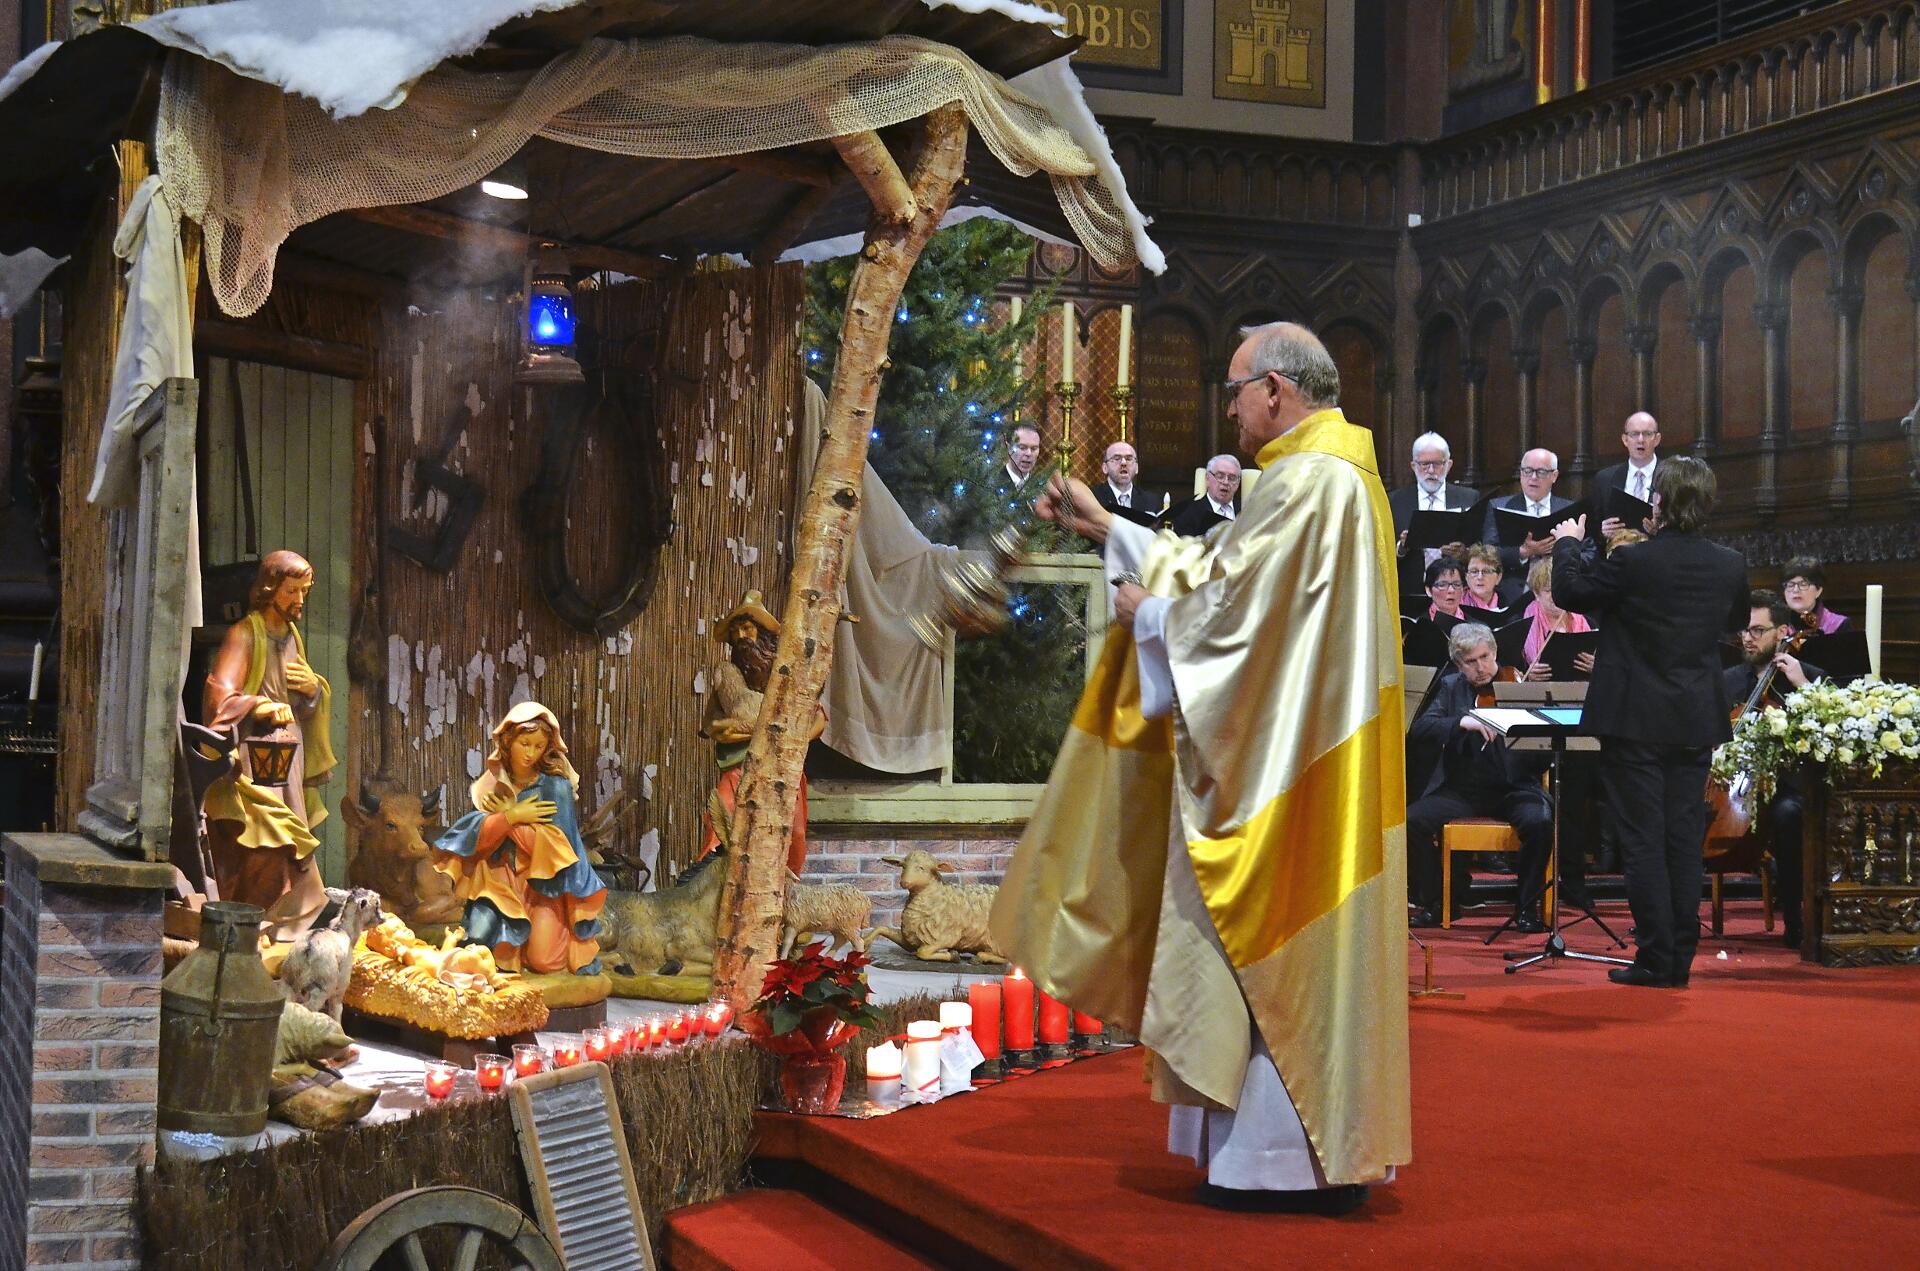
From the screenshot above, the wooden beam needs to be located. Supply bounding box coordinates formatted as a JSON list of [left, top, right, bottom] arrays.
[[345, 204, 676, 279], [830, 131, 916, 224], [195, 319, 373, 381], [750, 177, 845, 268], [709, 104, 971, 1011], [719, 148, 837, 188]]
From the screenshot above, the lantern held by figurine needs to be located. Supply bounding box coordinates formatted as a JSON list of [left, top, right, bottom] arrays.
[[245, 727, 300, 788]]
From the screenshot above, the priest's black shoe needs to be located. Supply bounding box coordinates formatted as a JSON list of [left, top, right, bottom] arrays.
[[1607, 965, 1673, 988], [1408, 907, 1444, 929], [1197, 1183, 1369, 1216]]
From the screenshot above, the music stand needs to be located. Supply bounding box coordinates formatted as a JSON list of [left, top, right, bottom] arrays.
[[1466, 692, 1632, 974]]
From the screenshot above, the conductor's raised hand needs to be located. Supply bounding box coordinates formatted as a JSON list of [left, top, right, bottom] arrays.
[[1551, 514, 1587, 543], [1035, 473, 1112, 544]]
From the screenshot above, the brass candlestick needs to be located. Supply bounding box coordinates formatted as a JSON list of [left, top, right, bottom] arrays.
[[1111, 384, 1134, 444], [1054, 379, 1081, 468]]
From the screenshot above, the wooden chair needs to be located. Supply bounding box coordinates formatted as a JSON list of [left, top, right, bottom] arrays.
[[1441, 819, 1555, 928], [1707, 850, 1774, 936]]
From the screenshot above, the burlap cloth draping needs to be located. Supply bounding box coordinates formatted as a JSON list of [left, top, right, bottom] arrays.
[[156, 34, 1140, 317], [794, 380, 966, 775]]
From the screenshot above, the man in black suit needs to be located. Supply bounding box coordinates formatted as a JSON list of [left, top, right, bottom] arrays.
[[1091, 440, 1160, 527], [1164, 454, 1241, 536], [1723, 589, 1820, 950], [1388, 431, 1480, 599], [1405, 622, 1554, 930], [1589, 411, 1661, 537], [1483, 447, 1573, 590], [994, 425, 1044, 502], [1550, 455, 1749, 988]]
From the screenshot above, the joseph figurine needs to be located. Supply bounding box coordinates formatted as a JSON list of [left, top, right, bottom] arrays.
[[991, 322, 1411, 1213], [202, 550, 337, 940]]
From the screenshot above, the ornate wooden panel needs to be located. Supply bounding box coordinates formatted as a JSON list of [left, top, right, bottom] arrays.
[[1807, 766, 1920, 966]]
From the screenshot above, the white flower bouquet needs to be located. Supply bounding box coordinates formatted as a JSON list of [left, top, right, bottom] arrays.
[[1713, 676, 1920, 803]]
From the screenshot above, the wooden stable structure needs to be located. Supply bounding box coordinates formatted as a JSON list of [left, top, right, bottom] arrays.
[[0, 3, 1156, 1261]]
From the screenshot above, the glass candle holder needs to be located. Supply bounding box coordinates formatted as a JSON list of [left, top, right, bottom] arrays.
[[474, 1055, 508, 1093], [551, 1035, 584, 1068], [424, 1061, 457, 1100], [584, 1027, 612, 1062], [666, 1012, 690, 1043], [513, 1043, 547, 1078], [604, 1022, 629, 1055]]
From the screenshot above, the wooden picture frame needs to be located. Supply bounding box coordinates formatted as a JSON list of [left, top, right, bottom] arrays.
[[1057, 0, 1185, 96]]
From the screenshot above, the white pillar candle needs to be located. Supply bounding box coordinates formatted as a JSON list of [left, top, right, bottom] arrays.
[[28, 641, 43, 703], [1010, 296, 1024, 380], [1059, 301, 1075, 382], [1866, 584, 1883, 678], [903, 1020, 943, 1101], [1116, 304, 1133, 388], [865, 1041, 903, 1107], [938, 1001, 972, 1031]]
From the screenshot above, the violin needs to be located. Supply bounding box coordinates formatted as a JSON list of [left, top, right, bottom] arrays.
[[1476, 664, 1520, 709], [1705, 629, 1811, 854]]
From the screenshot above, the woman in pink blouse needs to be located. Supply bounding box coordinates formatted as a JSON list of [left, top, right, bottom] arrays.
[[1522, 558, 1595, 680], [1781, 557, 1848, 634]]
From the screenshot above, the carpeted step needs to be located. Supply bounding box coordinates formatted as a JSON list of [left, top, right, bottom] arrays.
[[662, 1188, 943, 1271]]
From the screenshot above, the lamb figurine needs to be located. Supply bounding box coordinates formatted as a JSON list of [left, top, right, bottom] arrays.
[[280, 888, 384, 1023], [868, 850, 1006, 963], [781, 871, 872, 958]]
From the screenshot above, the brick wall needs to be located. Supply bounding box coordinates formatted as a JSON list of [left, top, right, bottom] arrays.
[[1, 837, 166, 1271], [801, 834, 1018, 936]]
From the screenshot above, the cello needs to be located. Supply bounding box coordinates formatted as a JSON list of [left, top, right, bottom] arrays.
[[1703, 630, 1809, 858]]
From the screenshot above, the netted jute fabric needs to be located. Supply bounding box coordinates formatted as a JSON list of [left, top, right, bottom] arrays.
[[158, 33, 1137, 316]]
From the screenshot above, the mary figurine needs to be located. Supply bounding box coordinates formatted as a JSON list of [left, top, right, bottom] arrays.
[[434, 702, 606, 975]]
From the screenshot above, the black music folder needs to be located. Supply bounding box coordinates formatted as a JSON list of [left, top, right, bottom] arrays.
[[1538, 629, 1599, 681], [1492, 500, 1586, 549], [1493, 617, 1533, 672], [1798, 630, 1871, 683], [1592, 487, 1654, 537], [1405, 497, 1492, 554], [1401, 614, 1460, 669]]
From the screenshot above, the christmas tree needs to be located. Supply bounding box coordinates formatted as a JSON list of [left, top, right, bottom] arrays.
[[805, 218, 1055, 547], [805, 219, 1086, 783]]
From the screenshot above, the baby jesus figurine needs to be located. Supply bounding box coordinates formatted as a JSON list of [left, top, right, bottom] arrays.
[[433, 702, 606, 975]]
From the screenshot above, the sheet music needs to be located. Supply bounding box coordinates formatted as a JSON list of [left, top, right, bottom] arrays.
[[1469, 708, 1543, 735]]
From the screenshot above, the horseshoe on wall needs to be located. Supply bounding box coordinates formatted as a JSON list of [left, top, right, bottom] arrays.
[[520, 372, 673, 636]]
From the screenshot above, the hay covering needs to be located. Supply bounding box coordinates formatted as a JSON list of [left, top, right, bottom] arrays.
[[139, 1038, 762, 1271], [344, 946, 549, 1040]]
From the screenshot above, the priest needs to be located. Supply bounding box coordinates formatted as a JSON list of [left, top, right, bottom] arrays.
[[991, 321, 1410, 1213]]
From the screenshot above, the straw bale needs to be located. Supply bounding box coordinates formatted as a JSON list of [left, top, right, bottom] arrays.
[[138, 1039, 762, 1271]]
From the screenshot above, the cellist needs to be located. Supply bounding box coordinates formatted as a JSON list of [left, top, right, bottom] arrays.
[[1723, 589, 1821, 949]]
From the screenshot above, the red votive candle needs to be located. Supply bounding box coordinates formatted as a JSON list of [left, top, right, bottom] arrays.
[[552, 1035, 583, 1068], [646, 1019, 667, 1049], [1036, 989, 1070, 1046], [604, 1022, 629, 1055], [1071, 1009, 1103, 1038], [705, 1001, 733, 1036], [666, 1012, 690, 1043], [423, 1062, 457, 1100], [968, 981, 1003, 1060], [584, 1027, 612, 1062], [474, 1055, 508, 1093], [1003, 967, 1036, 1053], [513, 1043, 546, 1078]]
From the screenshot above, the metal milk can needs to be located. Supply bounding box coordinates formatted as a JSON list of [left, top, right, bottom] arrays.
[[158, 901, 284, 1136]]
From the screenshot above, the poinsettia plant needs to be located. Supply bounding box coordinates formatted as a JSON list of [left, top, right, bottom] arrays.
[[739, 942, 884, 1056]]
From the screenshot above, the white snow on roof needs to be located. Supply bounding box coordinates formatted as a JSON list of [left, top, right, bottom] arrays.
[[1012, 56, 1165, 274], [922, 0, 1065, 27], [0, 40, 62, 104], [135, 0, 580, 118]]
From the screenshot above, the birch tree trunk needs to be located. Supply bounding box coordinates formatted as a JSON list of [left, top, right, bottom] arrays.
[[710, 105, 971, 1009]]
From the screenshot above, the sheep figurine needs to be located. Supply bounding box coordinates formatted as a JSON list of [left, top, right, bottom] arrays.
[[868, 850, 1006, 963], [280, 888, 385, 1023], [781, 871, 872, 958]]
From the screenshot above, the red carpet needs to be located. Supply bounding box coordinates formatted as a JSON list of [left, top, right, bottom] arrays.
[[675, 900, 1920, 1270]]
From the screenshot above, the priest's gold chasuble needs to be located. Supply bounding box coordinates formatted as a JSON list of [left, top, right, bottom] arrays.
[[991, 409, 1411, 1185]]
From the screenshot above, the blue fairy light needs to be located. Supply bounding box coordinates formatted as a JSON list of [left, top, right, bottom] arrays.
[[807, 349, 822, 363], [982, 430, 996, 441], [870, 428, 881, 441], [965, 401, 980, 416], [897, 308, 910, 323], [953, 482, 968, 495]]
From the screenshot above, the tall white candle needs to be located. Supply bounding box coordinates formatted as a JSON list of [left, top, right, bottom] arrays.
[[1866, 584, 1883, 678], [865, 1041, 903, 1108], [1116, 304, 1133, 388], [28, 642, 43, 703], [1010, 296, 1025, 380], [903, 1020, 942, 1100], [1059, 302, 1075, 383], [938, 1001, 972, 1031]]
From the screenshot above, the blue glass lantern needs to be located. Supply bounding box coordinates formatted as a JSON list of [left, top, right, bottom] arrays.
[[515, 244, 584, 385]]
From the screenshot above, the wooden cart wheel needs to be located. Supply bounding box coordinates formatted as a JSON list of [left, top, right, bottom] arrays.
[[316, 1185, 566, 1271]]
